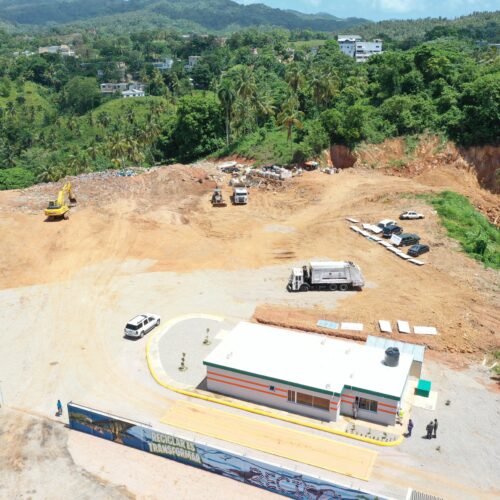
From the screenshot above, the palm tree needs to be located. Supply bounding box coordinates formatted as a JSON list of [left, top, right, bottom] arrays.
[[6, 101, 16, 120], [108, 135, 129, 169], [97, 112, 111, 129], [217, 78, 236, 146], [86, 143, 101, 160], [286, 63, 305, 93], [254, 91, 276, 127], [277, 95, 304, 158], [309, 67, 340, 111]]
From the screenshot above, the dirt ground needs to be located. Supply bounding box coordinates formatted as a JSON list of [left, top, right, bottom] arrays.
[[0, 155, 498, 498], [1, 162, 497, 354]]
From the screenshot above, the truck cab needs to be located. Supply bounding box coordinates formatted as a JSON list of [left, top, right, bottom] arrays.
[[233, 187, 248, 204]]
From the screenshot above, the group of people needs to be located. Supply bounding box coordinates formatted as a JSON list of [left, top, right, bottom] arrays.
[[406, 418, 438, 438], [426, 419, 438, 439]]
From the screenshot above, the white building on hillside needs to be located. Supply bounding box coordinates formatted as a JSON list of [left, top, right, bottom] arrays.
[[38, 44, 75, 57], [338, 35, 382, 62], [355, 39, 383, 62], [184, 55, 201, 71], [204, 322, 415, 426], [122, 89, 145, 99], [338, 35, 361, 58], [152, 58, 174, 71]]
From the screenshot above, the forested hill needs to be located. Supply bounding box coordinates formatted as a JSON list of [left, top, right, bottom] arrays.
[[0, 0, 368, 31]]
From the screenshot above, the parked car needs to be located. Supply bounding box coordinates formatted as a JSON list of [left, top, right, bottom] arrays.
[[408, 244, 430, 257], [400, 211, 424, 220], [377, 219, 397, 229], [390, 233, 420, 247], [124, 314, 161, 338], [382, 224, 403, 238]]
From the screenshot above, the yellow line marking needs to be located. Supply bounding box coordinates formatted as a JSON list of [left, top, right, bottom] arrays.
[[162, 401, 377, 481], [146, 315, 404, 447]]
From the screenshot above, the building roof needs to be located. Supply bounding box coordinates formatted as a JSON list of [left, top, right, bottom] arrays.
[[365, 335, 426, 363], [203, 322, 413, 400]]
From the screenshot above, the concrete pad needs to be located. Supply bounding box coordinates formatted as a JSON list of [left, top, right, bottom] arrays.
[[162, 401, 377, 481], [397, 320, 411, 334], [341, 322, 364, 332], [414, 326, 438, 335], [317, 319, 339, 330], [413, 390, 439, 411], [378, 320, 392, 334], [409, 259, 425, 266]]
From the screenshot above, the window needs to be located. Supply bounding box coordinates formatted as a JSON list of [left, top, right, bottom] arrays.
[[312, 396, 330, 411], [296, 392, 313, 406], [269, 385, 275, 392], [287, 390, 295, 402], [358, 398, 378, 412], [296, 392, 330, 411]]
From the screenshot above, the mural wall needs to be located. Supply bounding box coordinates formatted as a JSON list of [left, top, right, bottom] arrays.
[[68, 402, 387, 500]]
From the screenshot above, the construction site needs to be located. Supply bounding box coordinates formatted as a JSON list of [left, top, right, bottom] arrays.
[[0, 137, 499, 500]]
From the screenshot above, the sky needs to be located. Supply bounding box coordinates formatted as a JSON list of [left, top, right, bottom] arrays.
[[236, 0, 499, 21]]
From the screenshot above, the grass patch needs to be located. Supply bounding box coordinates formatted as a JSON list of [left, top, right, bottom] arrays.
[[215, 127, 295, 166], [404, 135, 420, 156], [425, 191, 500, 269]]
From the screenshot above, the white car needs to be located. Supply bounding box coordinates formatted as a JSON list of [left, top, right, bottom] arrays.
[[400, 211, 424, 220], [377, 219, 397, 229], [124, 314, 161, 338]]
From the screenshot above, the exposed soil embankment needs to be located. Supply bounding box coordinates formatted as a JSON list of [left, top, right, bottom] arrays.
[[326, 136, 499, 224]]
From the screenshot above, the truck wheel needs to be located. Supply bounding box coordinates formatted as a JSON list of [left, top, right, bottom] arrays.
[[299, 284, 310, 292], [329, 284, 338, 291], [286, 284, 292, 292], [339, 284, 348, 291]]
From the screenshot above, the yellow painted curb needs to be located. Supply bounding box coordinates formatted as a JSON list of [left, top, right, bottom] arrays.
[[146, 316, 404, 448]]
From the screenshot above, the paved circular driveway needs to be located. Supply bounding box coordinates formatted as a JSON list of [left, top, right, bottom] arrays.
[[157, 316, 236, 388]]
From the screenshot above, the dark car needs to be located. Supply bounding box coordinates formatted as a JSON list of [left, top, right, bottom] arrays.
[[408, 244, 430, 257], [393, 233, 420, 247], [382, 224, 403, 238]]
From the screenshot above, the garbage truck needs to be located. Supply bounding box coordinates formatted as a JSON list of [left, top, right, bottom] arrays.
[[287, 261, 365, 292]]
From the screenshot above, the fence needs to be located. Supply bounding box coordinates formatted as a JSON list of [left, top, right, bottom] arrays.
[[68, 402, 387, 500]]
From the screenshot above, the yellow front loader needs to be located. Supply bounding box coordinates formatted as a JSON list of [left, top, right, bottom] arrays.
[[44, 181, 77, 220]]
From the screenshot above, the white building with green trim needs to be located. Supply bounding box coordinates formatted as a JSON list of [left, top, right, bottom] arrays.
[[203, 322, 413, 426]]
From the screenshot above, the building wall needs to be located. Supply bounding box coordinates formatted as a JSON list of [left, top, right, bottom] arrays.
[[206, 366, 340, 421], [340, 388, 399, 426]]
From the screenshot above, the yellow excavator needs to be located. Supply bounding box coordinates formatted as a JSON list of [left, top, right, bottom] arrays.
[[44, 181, 77, 220]]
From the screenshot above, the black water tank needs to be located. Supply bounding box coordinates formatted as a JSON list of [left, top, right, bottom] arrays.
[[384, 347, 400, 367]]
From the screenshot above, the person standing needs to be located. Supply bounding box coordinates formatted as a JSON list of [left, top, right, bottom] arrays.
[[407, 419, 414, 437], [57, 399, 63, 416], [426, 421, 433, 439], [433, 419, 438, 438]]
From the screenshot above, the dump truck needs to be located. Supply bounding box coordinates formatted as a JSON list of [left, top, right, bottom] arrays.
[[287, 261, 365, 292], [232, 187, 248, 205]]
